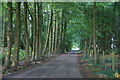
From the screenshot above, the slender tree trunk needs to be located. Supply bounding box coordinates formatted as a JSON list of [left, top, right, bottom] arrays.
[[51, 13, 55, 55], [28, 8, 34, 51], [53, 11, 56, 55], [39, 2, 42, 59], [93, 2, 97, 64], [59, 21, 62, 53], [102, 51, 105, 64], [59, 27, 62, 53], [57, 13, 61, 54], [35, 3, 39, 60], [88, 37, 92, 57], [112, 52, 115, 72], [54, 12, 59, 55], [48, 25, 52, 56], [5, 2, 12, 68], [63, 20, 67, 53], [43, 7, 50, 57], [48, 20, 52, 56], [24, 2, 29, 63], [84, 41, 87, 58], [57, 17, 61, 54], [61, 10, 64, 53], [52, 11, 56, 55], [13, 2, 21, 67], [42, 9, 53, 56], [32, 2, 37, 61], [3, 12, 7, 47], [50, 23, 53, 54]]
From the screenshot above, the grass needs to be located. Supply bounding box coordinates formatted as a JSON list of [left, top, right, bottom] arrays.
[[82, 54, 118, 78], [96, 68, 114, 78]]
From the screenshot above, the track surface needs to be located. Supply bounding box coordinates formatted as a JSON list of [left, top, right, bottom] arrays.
[[7, 54, 83, 78]]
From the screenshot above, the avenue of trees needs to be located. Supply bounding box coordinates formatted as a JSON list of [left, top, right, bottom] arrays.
[[1, 2, 120, 74], [2, 2, 69, 70]]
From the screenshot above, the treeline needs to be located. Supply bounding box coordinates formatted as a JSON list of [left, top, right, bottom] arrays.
[[2, 2, 68, 71], [81, 2, 120, 67], [63, 2, 120, 73]]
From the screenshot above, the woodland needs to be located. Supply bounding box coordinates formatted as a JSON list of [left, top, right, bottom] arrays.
[[1, 2, 120, 78]]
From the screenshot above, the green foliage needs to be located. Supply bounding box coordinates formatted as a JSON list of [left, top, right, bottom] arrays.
[[1, 47, 28, 65], [82, 53, 118, 78], [19, 49, 25, 61], [96, 68, 115, 78]]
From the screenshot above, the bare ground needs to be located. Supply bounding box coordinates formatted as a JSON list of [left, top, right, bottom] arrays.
[[3, 53, 99, 78]]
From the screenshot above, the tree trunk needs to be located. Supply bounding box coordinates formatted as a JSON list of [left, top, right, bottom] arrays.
[[3, 11, 7, 47], [42, 9, 53, 57], [13, 2, 21, 67], [84, 41, 87, 58], [51, 13, 55, 55], [63, 20, 67, 53], [38, 2, 42, 59], [28, 8, 34, 51], [102, 51, 105, 64], [61, 10, 64, 53], [48, 24, 52, 56], [36, 2, 42, 60], [24, 2, 29, 63], [112, 52, 115, 72], [5, 2, 12, 68], [54, 12, 59, 55], [93, 2, 97, 64], [88, 37, 92, 57], [35, 3, 39, 60], [59, 19, 62, 53], [32, 2, 37, 61]]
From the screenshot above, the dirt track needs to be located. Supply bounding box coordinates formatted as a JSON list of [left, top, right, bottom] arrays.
[[6, 54, 83, 78]]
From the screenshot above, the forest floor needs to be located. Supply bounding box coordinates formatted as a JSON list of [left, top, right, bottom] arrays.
[[78, 54, 118, 78], [3, 53, 104, 78]]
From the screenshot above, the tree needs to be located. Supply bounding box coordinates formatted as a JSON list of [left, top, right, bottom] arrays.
[[24, 2, 29, 63], [93, 2, 97, 64], [37, 2, 42, 60], [61, 10, 64, 53], [13, 2, 21, 67], [54, 11, 59, 54], [35, 2, 39, 60], [32, 2, 37, 61], [5, 2, 12, 68], [42, 9, 53, 57]]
